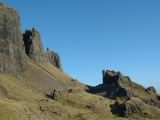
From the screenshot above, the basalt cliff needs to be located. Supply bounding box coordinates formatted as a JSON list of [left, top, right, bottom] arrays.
[[0, 2, 160, 120], [0, 3, 62, 71]]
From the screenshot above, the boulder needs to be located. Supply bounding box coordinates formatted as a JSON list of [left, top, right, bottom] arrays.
[[45, 88, 81, 101], [110, 97, 145, 117]]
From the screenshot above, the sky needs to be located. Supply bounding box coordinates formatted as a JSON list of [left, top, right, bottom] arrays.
[[1, 0, 160, 92]]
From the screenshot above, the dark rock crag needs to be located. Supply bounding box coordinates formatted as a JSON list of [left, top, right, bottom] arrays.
[[23, 28, 62, 69], [46, 48, 62, 70], [102, 70, 122, 84], [87, 69, 160, 117], [0, 3, 27, 72], [88, 70, 133, 99], [146, 86, 157, 94], [23, 28, 48, 63]]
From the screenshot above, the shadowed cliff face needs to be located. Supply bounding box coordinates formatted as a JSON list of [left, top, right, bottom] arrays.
[[0, 3, 27, 72], [23, 28, 47, 63], [23, 29, 62, 70]]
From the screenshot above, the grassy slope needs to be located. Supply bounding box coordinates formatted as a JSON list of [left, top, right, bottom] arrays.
[[0, 62, 160, 120], [0, 62, 121, 120]]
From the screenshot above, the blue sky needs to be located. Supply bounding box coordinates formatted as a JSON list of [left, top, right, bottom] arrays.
[[1, 0, 160, 92]]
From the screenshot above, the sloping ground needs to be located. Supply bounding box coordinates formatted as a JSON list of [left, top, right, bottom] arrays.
[[0, 62, 85, 100], [0, 63, 160, 120], [0, 62, 119, 120]]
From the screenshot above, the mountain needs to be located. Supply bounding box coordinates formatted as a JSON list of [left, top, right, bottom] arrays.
[[0, 2, 160, 120]]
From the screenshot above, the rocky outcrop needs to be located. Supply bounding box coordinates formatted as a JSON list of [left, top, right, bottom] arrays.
[[46, 48, 62, 70], [110, 97, 145, 117], [146, 86, 157, 94], [23, 28, 47, 63], [88, 70, 133, 99], [0, 3, 27, 72], [45, 89, 64, 101], [102, 70, 122, 84], [23, 29, 63, 69], [88, 69, 160, 114], [45, 88, 82, 101]]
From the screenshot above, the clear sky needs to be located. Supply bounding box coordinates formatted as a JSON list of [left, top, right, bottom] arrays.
[[1, 0, 160, 92]]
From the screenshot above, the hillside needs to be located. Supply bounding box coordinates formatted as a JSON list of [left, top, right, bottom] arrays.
[[0, 2, 160, 120]]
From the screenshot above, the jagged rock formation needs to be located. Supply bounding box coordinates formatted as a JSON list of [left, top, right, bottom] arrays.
[[23, 28, 48, 63], [101, 70, 160, 105], [0, 3, 63, 71], [102, 70, 122, 84], [0, 3, 27, 72], [46, 48, 62, 70], [89, 70, 133, 99], [88, 69, 160, 117], [23, 29, 63, 69]]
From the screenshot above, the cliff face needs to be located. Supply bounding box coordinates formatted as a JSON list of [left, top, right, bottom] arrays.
[[23, 29, 63, 69], [0, 3, 63, 71], [23, 28, 47, 63], [0, 3, 27, 72], [46, 49, 62, 70]]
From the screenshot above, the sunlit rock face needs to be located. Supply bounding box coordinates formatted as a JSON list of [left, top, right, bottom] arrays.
[[0, 3, 27, 72], [46, 48, 62, 70]]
